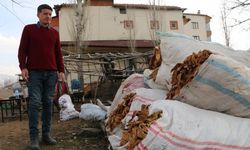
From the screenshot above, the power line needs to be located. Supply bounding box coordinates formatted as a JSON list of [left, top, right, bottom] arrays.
[[10, 0, 23, 7], [0, 1, 25, 25]]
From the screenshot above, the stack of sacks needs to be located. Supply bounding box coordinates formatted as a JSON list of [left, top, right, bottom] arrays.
[[105, 31, 250, 149], [106, 75, 250, 149]]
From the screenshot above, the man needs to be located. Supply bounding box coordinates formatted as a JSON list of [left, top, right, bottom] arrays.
[[18, 4, 65, 150]]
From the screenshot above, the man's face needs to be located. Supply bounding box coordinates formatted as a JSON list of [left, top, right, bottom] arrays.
[[37, 9, 52, 25]]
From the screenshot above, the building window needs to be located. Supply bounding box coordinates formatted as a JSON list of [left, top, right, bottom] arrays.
[[150, 20, 159, 29], [170, 21, 178, 30], [120, 8, 127, 14], [124, 20, 133, 29], [193, 36, 200, 40], [192, 22, 199, 29]]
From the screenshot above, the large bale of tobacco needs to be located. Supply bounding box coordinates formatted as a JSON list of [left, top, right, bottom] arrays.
[[168, 53, 250, 118], [154, 31, 250, 89]]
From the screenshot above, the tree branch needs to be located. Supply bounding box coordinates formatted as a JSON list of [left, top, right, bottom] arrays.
[[230, 0, 250, 9], [229, 17, 250, 27]]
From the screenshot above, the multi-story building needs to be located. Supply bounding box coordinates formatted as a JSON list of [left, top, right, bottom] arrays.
[[52, 0, 212, 53], [183, 12, 212, 41]]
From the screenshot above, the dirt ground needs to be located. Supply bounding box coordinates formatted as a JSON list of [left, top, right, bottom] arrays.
[[0, 79, 123, 150], [0, 110, 110, 150]]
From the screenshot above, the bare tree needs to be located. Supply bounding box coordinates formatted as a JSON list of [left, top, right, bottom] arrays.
[[148, 0, 162, 46], [227, 0, 250, 27], [230, 0, 250, 10], [75, 0, 89, 53], [125, 4, 136, 53], [75, 0, 89, 92], [221, 1, 231, 47], [65, 0, 89, 92]]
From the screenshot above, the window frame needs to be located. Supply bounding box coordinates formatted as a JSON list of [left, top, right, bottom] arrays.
[[124, 20, 134, 29], [150, 20, 159, 30], [169, 21, 178, 30], [191, 22, 199, 29], [119, 8, 127, 14]]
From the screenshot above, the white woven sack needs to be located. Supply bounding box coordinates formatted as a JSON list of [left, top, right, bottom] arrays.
[[58, 94, 79, 121], [176, 54, 250, 118], [109, 98, 250, 150], [140, 100, 250, 150], [122, 87, 167, 124], [79, 103, 106, 121], [107, 88, 166, 149], [144, 69, 168, 90], [155, 31, 250, 88]]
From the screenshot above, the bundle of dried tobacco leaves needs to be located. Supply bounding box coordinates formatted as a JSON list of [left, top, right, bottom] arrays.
[[167, 49, 212, 99], [149, 46, 162, 70], [148, 46, 162, 81], [106, 93, 136, 132], [120, 104, 162, 150]]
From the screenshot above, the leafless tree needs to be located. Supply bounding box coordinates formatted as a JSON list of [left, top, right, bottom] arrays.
[[148, 0, 162, 46], [227, 0, 250, 27], [65, 0, 89, 91], [230, 0, 250, 10], [74, 0, 89, 53], [221, 1, 231, 47], [125, 4, 136, 52], [74, 0, 89, 91]]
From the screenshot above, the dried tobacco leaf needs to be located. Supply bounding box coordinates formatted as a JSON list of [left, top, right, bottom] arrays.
[[149, 67, 159, 81]]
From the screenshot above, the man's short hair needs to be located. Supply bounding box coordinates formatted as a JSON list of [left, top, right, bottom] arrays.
[[37, 4, 53, 13]]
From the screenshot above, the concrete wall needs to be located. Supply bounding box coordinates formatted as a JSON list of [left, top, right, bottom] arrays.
[[59, 6, 185, 42], [183, 14, 211, 41]]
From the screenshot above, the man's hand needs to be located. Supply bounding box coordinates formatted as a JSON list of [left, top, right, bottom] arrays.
[[58, 72, 66, 82], [21, 68, 29, 81]]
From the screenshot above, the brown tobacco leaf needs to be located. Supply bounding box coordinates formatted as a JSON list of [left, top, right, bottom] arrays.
[[120, 131, 130, 145], [149, 46, 162, 70], [167, 49, 212, 99], [106, 93, 136, 132], [149, 67, 159, 81], [120, 104, 162, 150]]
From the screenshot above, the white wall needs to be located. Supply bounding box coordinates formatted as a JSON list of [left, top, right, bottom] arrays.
[[59, 6, 185, 42], [183, 14, 209, 41]]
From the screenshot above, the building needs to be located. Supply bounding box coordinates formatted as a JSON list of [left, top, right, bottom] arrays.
[[53, 0, 212, 53], [183, 12, 212, 41]]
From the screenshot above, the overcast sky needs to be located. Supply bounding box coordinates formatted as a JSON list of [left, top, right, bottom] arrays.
[[0, 0, 249, 76]]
